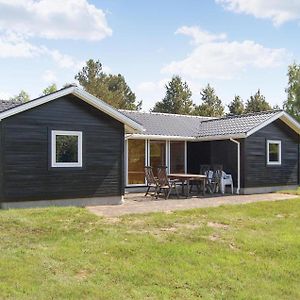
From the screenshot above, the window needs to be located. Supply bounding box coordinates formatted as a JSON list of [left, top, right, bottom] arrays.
[[267, 140, 281, 165], [170, 141, 185, 173], [127, 139, 146, 184], [51, 130, 82, 167]]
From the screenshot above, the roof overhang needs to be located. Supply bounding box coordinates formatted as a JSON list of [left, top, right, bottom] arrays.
[[0, 87, 144, 134], [126, 133, 246, 141], [246, 111, 300, 137]]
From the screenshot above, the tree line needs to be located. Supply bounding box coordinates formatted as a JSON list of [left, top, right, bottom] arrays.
[[9, 59, 300, 121]]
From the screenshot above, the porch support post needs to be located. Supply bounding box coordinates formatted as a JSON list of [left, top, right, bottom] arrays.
[[230, 138, 240, 194]]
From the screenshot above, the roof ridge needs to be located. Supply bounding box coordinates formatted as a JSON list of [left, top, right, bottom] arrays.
[[119, 109, 214, 119], [200, 109, 283, 123]]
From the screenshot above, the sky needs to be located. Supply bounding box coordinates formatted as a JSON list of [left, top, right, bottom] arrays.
[[0, 0, 300, 112]]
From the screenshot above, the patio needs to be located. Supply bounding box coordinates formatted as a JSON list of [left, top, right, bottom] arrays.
[[87, 192, 296, 217]]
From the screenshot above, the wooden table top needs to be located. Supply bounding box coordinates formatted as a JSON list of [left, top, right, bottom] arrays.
[[168, 173, 206, 179]]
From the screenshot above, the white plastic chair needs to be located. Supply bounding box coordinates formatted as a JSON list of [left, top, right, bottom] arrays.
[[220, 171, 233, 194]]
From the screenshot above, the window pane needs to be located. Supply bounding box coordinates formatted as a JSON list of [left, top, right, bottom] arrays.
[[128, 139, 145, 184], [269, 143, 279, 162], [56, 135, 78, 163], [150, 140, 166, 176], [170, 141, 185, 173]]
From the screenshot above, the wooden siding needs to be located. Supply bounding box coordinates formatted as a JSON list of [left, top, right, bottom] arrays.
[[244, 119, 299, 188], [0, 122, 3, 201], [0, 94, 124, 202], [187, 141, 211, 174]]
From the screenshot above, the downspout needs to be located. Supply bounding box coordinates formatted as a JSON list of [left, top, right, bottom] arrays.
[[230, 138, 240, 194]]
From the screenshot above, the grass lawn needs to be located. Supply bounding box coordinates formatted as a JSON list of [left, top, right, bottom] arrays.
[[1, 199, 300, 299], [278, 186, 300, 195]]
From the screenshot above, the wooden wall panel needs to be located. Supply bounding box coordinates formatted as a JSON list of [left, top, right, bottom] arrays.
[[244, 119, 299, 188], [1, 95, 124, 202]]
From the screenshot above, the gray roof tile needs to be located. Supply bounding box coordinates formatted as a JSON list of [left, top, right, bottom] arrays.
[[0, 99, 23, 113], [0, 97, 283, 139], [198, 110, 281, 137], [120, 109, 282, 138], [120, 110, 211, 137]]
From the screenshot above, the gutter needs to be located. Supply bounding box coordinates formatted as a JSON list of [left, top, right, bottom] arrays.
[[230, 138, 240, 194], [126, 133, 246, 142]]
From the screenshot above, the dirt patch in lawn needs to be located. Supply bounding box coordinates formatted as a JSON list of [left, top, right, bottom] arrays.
[[207, 221, 229, 229]]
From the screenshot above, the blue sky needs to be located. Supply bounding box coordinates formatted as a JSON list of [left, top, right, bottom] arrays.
[[0, 0, 300, 111]]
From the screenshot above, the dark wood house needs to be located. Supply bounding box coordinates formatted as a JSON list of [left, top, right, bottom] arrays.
[[122, 109, 300, 194], [1, 86, 300, 209], [0, 86, 143, 208]]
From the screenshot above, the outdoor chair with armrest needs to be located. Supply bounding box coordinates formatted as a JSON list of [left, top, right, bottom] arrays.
[[156, 166, 179, 199], [205, 169, 222, 193], [144, 166, 159, 197]]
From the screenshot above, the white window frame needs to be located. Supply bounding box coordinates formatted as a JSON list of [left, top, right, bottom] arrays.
[[267, 140, 281, 165], [51, 130, 82, 168]]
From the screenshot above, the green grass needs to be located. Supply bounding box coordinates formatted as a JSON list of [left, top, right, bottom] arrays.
[[1, 199, 300, 299], [278, 186, 300, 195]]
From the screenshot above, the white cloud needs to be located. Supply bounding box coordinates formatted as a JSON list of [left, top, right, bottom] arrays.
[[176, 26, 226, 44], [42, 70, 57, 83], [0, 32, 42, 58], [135, 78, 170, 111], [0, 32, 84, 70], [0, 0, 112, 40], [216, 0, 300, 26], [0, 1, 111, 69], [162, 26, 289, 80]]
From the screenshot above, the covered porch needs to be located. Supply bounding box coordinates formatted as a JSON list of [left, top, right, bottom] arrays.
[[125, 137, 240, 196]]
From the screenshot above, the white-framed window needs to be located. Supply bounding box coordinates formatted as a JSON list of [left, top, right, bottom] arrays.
[[51, 130, 82, 168], [267, 140, 281, 165]]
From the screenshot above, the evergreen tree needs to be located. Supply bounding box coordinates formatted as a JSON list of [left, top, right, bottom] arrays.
[[9, 90, 30, 103], [75, 59, 141, 110], [152, 76, 194, 114], [245, 89, 271, 113], [284, 62, 300, 121], [228, 95, 245, 115], [42, 84, 57, 95], [194, 84, 224, 117]]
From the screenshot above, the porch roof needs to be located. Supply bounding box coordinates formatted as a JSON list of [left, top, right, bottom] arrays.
[[120, 110, 211, 137], [122, 109, 300, 140]]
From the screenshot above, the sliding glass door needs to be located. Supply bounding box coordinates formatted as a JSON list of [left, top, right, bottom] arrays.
[[150, 140, 166, 176], [127, 139, 145, 184], [170, 141, 185, 173], [126, 139, 186, 185]]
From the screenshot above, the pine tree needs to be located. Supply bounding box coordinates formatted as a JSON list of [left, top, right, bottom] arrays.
[[42, 84, 57, 95], [9, 90, 30, 103], [152, 76, 194, 114], [75, 59, 141, 110], [228, 95, 245, 115], [245, 89, 271, 113], [194, 84, 224, 117]]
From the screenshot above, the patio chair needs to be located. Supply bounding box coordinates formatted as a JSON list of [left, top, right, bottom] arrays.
[[144, 166, 159, 197], [204, 170, 214, 193], [205, 169, 222, 193], [220, 171, 234, 194], [200, 164, 211, 175], [156, 166, 179, 199], [212, 164, 223, 172]]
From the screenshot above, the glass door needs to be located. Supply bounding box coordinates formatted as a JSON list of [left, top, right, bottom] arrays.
[[150, 140, 166, 176]]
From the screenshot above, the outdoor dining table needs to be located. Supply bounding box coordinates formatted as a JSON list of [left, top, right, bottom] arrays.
[[168, 173, 207, 198]]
